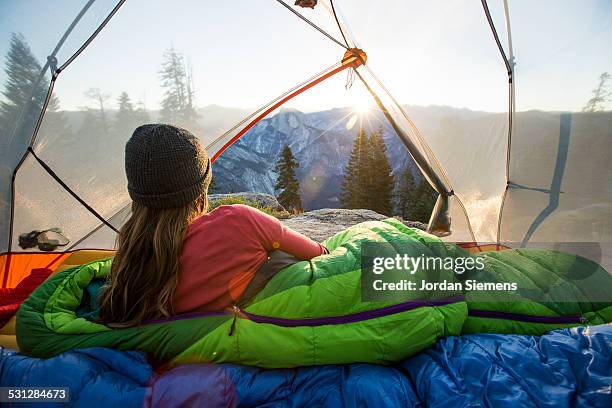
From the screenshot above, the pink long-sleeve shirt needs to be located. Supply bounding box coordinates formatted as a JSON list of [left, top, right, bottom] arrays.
[[173, 204, 326, 313]]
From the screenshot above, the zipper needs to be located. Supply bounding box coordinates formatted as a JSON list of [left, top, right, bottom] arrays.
[[468, 309, 586, 324], [143, 299, 585, 327], [235, 295, 465, 327], [228, 305, 240, 336]]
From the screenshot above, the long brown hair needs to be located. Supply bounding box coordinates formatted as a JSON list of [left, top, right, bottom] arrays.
[[98, 195, 207, 325]]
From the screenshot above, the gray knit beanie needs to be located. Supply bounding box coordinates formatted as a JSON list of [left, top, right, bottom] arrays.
[[125, 124, 211, 209]]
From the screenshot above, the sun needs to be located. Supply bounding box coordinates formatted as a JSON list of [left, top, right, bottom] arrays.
[[345, 88, 375, 129], [351, 90, 373, 114]]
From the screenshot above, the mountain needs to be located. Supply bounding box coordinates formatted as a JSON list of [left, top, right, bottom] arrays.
[[212, 107, 421, 210]]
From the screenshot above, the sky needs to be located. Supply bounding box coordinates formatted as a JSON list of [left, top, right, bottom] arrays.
[[0, 0, 610, 114]]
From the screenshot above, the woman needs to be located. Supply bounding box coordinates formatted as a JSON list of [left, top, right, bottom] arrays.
[[98, 124, 326, 325]]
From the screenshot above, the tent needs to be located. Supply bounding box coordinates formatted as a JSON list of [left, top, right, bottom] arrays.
[[1, 0, 611, 289]]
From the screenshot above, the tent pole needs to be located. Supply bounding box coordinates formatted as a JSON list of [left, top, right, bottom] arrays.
[[480, 0, 515, 244]]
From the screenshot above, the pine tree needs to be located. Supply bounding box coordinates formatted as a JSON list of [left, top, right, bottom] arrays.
[[0, 33, 53, 142], [397, 167, 418, 220], [340, 127, 395, 214], [159, 46, 200, 129], [115, 92, 134, 121], [274, 144, 303, 212], [134, 101, 151, 124], [0, 32, 71, 161], [583, 72, 611, 112], [208, 174, 220, 193], [340, 127, 369, 209], [159, 47, 184, 124], [367, 128, 394, 215], [114, 91, 147, 134]]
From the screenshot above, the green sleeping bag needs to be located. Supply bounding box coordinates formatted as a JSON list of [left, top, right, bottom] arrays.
[[15, 219, 612, 368], [463, 248, 612, 334]]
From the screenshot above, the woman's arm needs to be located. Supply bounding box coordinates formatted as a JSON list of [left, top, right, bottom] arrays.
[[277, 222, 328, 259], [236, 204, 327, 260]]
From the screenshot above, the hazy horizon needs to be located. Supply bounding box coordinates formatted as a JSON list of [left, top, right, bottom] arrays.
[[47, 101, 612, 116]]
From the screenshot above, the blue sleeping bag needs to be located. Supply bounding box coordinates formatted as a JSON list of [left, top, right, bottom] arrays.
[[1, 325, 611, 407]]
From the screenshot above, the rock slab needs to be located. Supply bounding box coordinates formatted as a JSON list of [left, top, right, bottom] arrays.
[[282, 208, 427, 242]]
